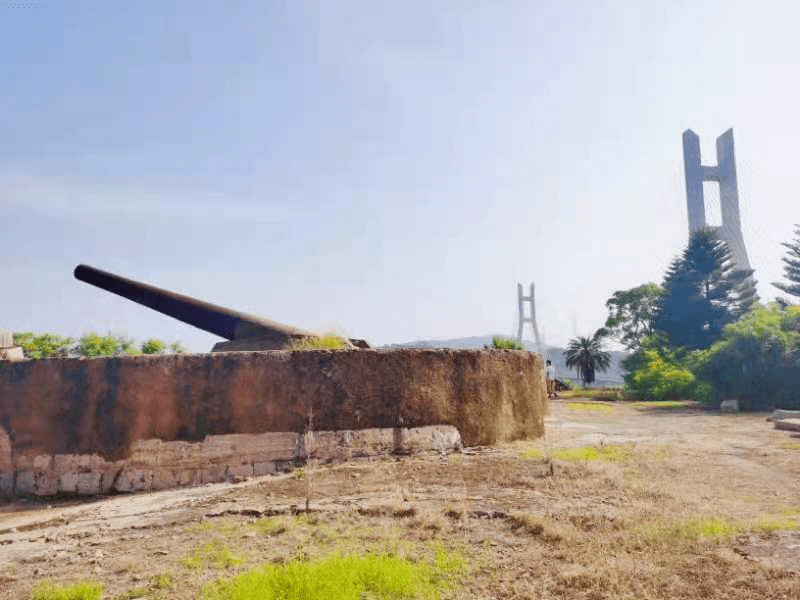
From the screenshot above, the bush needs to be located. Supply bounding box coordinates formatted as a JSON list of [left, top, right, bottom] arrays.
[[492, 337, 524, 350], [626, 348, 695, 401], [695, 305, 800, 410]]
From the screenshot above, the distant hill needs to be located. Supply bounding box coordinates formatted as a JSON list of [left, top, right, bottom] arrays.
[[380, 334, 628, 387]]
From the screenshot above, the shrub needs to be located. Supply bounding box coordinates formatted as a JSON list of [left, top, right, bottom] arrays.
[[492, 337, 524, 350], [695, 305, 800, 410], [625, 348, 694, 401]]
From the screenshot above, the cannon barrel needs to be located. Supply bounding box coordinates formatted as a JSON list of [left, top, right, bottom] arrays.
[[74, 264, 315, 345]]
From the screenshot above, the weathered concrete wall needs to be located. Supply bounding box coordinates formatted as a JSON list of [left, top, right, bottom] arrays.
[[0, 349, 546, 496]]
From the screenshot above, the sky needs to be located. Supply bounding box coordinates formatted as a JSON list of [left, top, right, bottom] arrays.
[[2, 0, 800, 353]]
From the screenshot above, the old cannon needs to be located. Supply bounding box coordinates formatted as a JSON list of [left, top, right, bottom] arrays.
[[74, 264, 370, 351]]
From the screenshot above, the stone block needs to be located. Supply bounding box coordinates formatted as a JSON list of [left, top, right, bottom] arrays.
[[114, 466, 154, 493], [774, 418, 800, 432], [720, 399, 739, 413]]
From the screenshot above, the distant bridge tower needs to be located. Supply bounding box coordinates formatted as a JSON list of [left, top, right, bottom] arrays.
[[517, 283, 543, 355], [682, 128, 752, 275]]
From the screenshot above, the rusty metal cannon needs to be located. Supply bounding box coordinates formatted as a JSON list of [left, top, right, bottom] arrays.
[[74, 264, 369, 351]]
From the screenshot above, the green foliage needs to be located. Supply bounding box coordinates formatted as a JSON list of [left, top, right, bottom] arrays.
[[492, 336, 524, 350], [77, 333, 126, 357], [203, 552, 465, 600], [654, 227, 758, 350], [14, 330, 185, 359], [695, 305, 800, 410], [141, 338, 168, 354], [288, 334, 349, 350], [604, 283, 663, 350], [563, 328, 611, 386], [31, 580, 103, 600], [13, 332, 74, 359], [625, 344, 695, 402], [773, 224, 800, 299]]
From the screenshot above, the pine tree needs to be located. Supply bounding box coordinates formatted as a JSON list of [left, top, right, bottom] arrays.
[[654, 227, 758, 350], [773, 225, 800, 300]]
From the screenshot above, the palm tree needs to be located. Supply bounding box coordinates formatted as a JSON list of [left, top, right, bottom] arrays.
[[564, 328, 611, 387]]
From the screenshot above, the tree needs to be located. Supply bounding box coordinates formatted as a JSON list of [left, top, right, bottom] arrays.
[[654, 227, 757, 350], [773, 224, 800, 300], [168, 341, 187, 354], [563, 328, 611, 386], [604, 283, 663, 350]]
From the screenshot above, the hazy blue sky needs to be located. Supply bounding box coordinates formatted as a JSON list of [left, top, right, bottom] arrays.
[[2, 1, 800, 352]]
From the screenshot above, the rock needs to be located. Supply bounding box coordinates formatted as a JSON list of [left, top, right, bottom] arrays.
[[769, 409, 800, 422], [774, 418, 800, 432], [720, 399, 739, 413]]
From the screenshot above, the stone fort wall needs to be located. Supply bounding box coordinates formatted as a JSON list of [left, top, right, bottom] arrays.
[[0, 349, 546, 497]]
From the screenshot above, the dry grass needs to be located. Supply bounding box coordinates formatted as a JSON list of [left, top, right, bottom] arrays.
[[11, 406, 800, 600]]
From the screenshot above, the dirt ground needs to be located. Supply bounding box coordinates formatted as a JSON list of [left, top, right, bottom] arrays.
[[1, 399, 799, 599]]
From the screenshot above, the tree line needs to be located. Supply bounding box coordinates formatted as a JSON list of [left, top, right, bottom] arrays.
[[12, 332, 186, 359], [561, 224, 800, 410]]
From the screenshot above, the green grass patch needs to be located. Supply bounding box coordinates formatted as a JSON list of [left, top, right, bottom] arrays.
[[203, 550, 465, 600], [553, 445, 631, 462], [630, 400, 698, 410], [780, 441, 800, 450], [182, 543, 244, 570], [640, 514, 800, 544], [521, 444, 634, 462], [31, 580, 103, 600], [558, 388, 624, 401], [566, 402, 615, 413]]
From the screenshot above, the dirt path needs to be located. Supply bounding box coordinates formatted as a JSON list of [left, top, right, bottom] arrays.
[[1, 400, 799, 599]]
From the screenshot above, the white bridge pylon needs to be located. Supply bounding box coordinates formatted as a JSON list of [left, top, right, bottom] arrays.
[[516, 282, 543, 356]]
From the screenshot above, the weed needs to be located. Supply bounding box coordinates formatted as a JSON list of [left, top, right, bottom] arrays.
[[203, 551, 465, 600], [249, 516, 290, 536], [491, 337, 524, 350], [182, 543, 244, 570], [287, 334, 348, 350], [31, 580, 103, 600], [151, 573, 175, 590], [114, 587, 149, 599]]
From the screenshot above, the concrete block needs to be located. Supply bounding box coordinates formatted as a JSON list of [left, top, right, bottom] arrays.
[[774, 418, 800, 432], [720, 399, 739, 413]]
